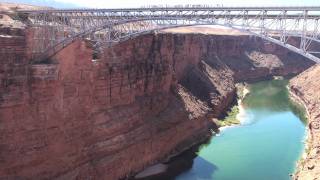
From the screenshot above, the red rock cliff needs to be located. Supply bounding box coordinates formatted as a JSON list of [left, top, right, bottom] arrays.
[[0, 27, 314, 179], [290, 65, 320, 180]]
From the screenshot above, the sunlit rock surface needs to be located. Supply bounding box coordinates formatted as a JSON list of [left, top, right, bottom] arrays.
[[0, 23, 315, 179], [290, 64, 320, 180]]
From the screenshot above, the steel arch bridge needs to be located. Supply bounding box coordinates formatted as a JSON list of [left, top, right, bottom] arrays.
[[19, 6, 320, 63]]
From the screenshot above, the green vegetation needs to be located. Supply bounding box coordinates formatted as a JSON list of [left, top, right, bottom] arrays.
[[217, 105, 241, 127], [288, 96, 308, 124], [215, 83, 249, 128]]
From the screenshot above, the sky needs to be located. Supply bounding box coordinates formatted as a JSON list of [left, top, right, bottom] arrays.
[[2, 0, 320, 8]]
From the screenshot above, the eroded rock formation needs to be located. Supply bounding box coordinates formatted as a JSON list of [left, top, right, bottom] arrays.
[[0, 26, 314, 179], [290, 65, 320, 180]]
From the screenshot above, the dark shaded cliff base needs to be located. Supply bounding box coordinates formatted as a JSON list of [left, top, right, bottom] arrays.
[[290, 65, 320, 180], [0, 25, 316, 179]]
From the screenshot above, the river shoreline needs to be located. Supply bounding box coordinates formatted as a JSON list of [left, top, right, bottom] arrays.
[[130, 83, 249, 180], [235, 84, 250, 124], [288, 89, 311, 179], [289, 64, 320, 180], [216, 83, 250, 130], [174, 79, 307, 180], [216, 79, 311, 179], [129, 78, 308, 180], [288, 84, 315, 180]]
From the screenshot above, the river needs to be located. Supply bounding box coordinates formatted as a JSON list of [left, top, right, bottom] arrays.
[[174, 79, 307, 180]]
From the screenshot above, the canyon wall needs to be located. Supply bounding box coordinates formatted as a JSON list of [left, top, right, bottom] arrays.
[[290, 65, 320, 180], [0, 27, 314, 179]]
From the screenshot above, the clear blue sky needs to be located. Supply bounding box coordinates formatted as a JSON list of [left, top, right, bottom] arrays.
[[2, 0, 320, 8]]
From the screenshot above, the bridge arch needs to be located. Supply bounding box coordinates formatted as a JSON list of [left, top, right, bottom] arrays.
[[33, 18, 320, 64], [22, 7, 320, 63]]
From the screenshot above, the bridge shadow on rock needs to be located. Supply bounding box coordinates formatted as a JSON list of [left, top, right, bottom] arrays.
[[174, 156, 218, 180], [130, 142, 218, 180]]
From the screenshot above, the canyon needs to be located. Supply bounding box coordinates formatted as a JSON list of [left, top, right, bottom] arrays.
[[0, 9, 319, 179]]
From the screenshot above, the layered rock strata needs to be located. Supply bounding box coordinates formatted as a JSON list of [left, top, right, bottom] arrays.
[[290, 65, 320, 180], [0, 26, 314, 179]]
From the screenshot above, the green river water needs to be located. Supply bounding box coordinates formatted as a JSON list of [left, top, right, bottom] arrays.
[[175, 79, 307, 180]]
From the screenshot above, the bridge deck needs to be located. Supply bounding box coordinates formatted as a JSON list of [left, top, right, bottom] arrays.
[[18, 6, 320, 13], [16, 6, 320, 63]]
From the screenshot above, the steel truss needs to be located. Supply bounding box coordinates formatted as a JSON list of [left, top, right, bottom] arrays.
[[19, 6, 320, 63]]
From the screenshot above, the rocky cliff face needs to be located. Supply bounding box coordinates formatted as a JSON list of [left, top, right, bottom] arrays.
[[0, 27, 314, 179], [290, 65, 320, 180]]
